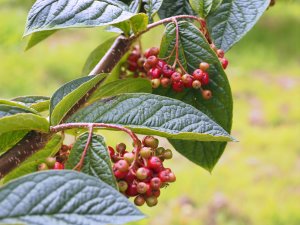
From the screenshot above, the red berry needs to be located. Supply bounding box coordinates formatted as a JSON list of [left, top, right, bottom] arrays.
[[137, 182, 149, 194], [160, 77, 171, 88], [146, 196, 158, 207], [118, 180, 128, 192], [143, 136, 159, 148], [143, 61, 152, 71], [171, 72, 182, 82], [53, 162, 64, 170], [128, 53, 140, 62], [114, 169, 127, 179], [220, 58, 229, 69], [158, 170, 170, 182], [148, 156, 163, 171], [137, 58, 145, 68], [202, 90, 212, 100], [124, 152, 135, 164], [152, 189, 161, 198], [116, 143, 126, 154], [115, 160, 129, 172], [172, 81, 184, 92], [151, 79, 160, 89], [168, 172, 176, 182], [108, 146, 115, 158], [134, 195, 145, 206], [199, 62, 210, 71], [38, 163, 49, 171], [192, 80, 202, 89], [156, 60, 166, 71], [217, 49, 225, 58], [162, 64, 174, 78], [144, 47, 159, 58], [124, 170, 136, 183], [182, 74, 193, 88], [126, 183, 138, 197], [136, 167, 152, 180], [201, 72, 210, 85], [150, 177, 162, 190], [146, 56, 158, 67], [193, 69, 204, 81], [148, 68, 161, 79]]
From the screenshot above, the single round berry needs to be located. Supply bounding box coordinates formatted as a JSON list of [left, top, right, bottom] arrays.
[[118, 180, 128, 192], [116, 143, 126, 154], [115, 160, 129, 172], [134, 195, 146, 206], [156, 60, 166, 71], [182, 74, 193, 88], [150, 177, 162, 190], [124, 170, 136, 183], [136, 167, 151, 180], [143, 136, 159, 149], [128, 52, 140, 62], [143, 61, 152, 71], [114, 168, 127, 179], [54, 162, 64, 170], [45, 157, 56, 169], [201, 72, 210, 85], [155, 147, 165, 155], [171, 72, 182, 82], [163, 149, 173, 160], [158, 170, 170, 182], [126, 183, 138, 197], [144, 47, 159, 58], [148, 156, 163, 171], [160, 77, 171, 88], [193, 69, 204, 81], [146, 196, 158, 207], [168, 172, 176, 182], [124, 152, 135, 164], [199, 62, 210, 71], [127, 61, 138, 72], [148, 68, 161, 79], [202, 90, 212, 100], [108, 146, 115, 157], [146, 55, 159, 67], [172, 81, 184, 92], [140, 147, 153, 159], [220, 58, 229, 69], [137, 58, 145, 68], [38, 163, 49, 171], [152, 189, 161, 198], [217, 49, 225, 58], [162, 64, 174, 78], [192, 80, 202, 89], [151, 79, 161, 89], [137, 182, 149, 194]]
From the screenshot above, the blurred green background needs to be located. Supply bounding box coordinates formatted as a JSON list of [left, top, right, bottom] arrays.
[[1, 1, 300, 225]]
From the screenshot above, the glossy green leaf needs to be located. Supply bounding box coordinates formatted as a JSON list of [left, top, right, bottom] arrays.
[[189, 0, 213, 17], [82, 37, 117, 76], [24, 0, 138, 36], [211, 0, 223, 13], [25, 30, 57, 50], [68, 93, 234, 142], [130, 13, 148, 34], [65, 133, 117, 189], [2, 135, 62, 184], [88, 78, 152, 103], [50, 74, 107, 125], [0, 170, 144, 225], [157, 21, 233, 171], [11, 95, 50, 112], [143, 0, 163, 22], [0, 105, 49, 135], [207, 0, 270, 51], [158, 0, 195, 19], [0, 130, 28, 156], [0, 99, 38, 114]]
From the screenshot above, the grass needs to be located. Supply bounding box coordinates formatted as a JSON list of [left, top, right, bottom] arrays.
[[0, 1, 300, 225]]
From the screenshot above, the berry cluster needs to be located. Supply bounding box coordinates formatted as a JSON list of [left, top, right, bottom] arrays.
[[109, 136, 176, 207], [37, 144, 71, 171], [210, 43, 229, 70]]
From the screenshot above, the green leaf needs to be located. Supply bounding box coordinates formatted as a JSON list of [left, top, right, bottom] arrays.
[[0, 170, 144, 224], [0, 99, 38, 114], [207, 0, 270, 52], [189, 0, 213, 17], [24, 0, 138, 36], [130, 13, 148, 34], [65, 133, 117, 189], [0, 130, 28, 156], [210, 0, 223, 13], [88, 78, 152, 103], [129, 0, 142, 13], [68, 93, 234, 142], [12, 95, 50, 112], [0, 105, 49, 135], [2, 135, 62, 184], [82, 37, 117, 76], [50, 74, 107, 125], [25, 30, 57, 50], [157, 21, 233, 171], [158, 0, 195, 19], [143, 0, 163, 22]]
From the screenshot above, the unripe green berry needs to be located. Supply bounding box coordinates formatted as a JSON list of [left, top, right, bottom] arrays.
[[140, 147, 152, 159], [45, 157, 56, 169], [151, 79, 160, 89], [155, 147, 165, 155], [118, 180, 128, 192], [163, 149, 173, 160], [124, 152, 135, 164], [38, 163, 49, 171], [146, 196, 158, 207], [143, 136, 159, 149]]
